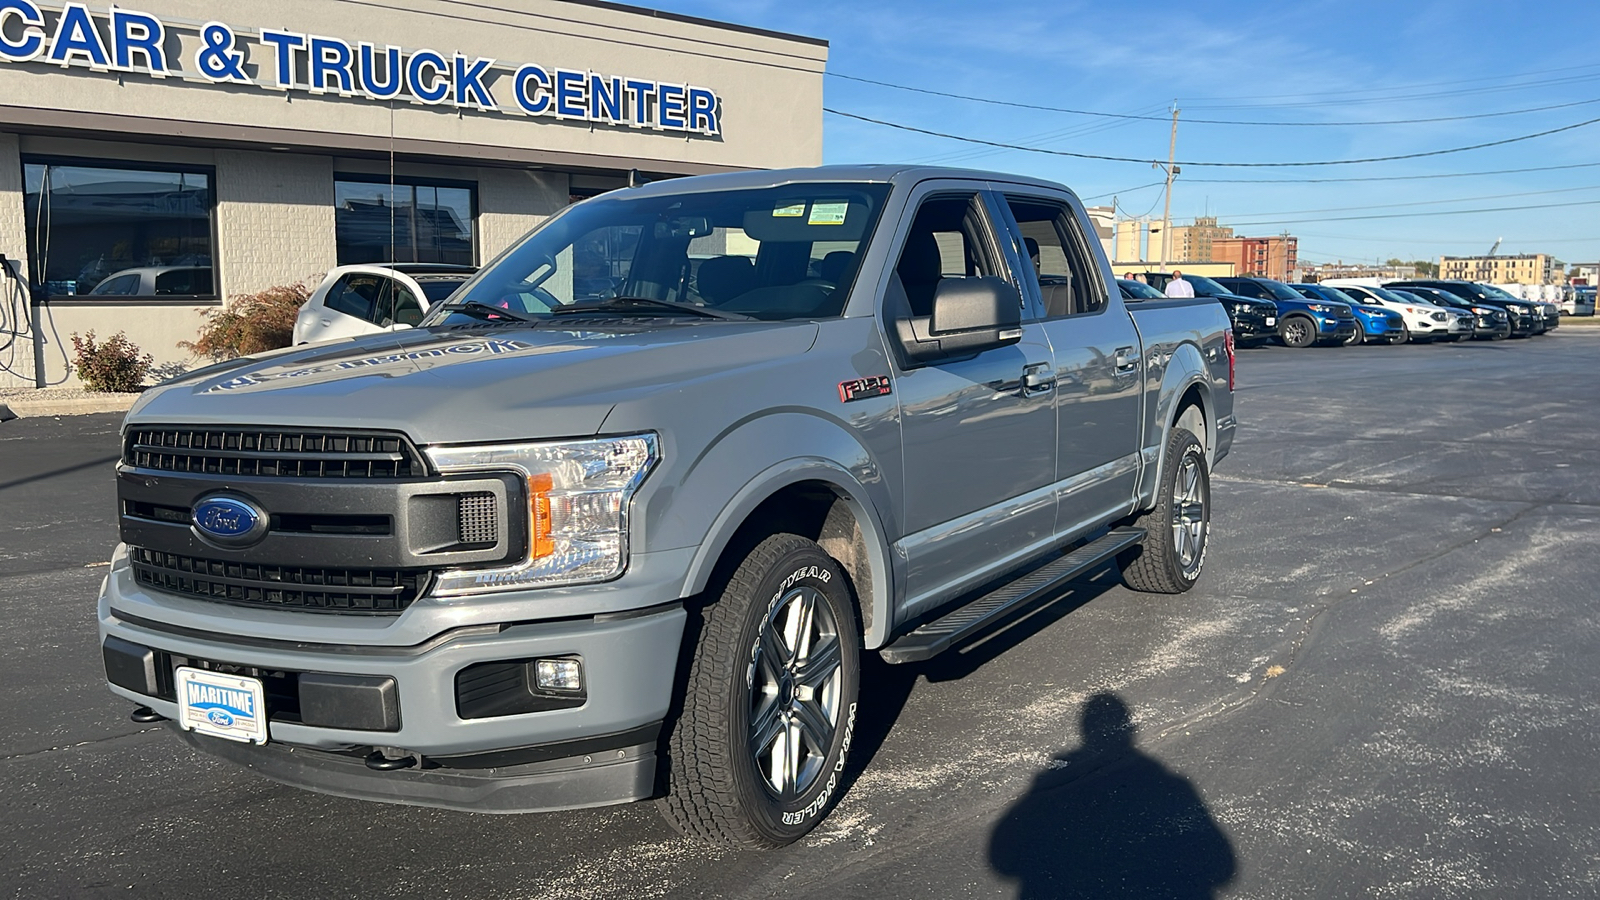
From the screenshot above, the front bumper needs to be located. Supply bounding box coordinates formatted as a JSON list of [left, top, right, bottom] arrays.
[[1316, 317, 1357, 342], [1471, 316, 1511, 338], [99, 557, 688, 812], [1228, 309, 1276, 341]]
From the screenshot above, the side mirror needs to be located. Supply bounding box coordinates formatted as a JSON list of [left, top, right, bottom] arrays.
[[895, 277, 1023, 365]]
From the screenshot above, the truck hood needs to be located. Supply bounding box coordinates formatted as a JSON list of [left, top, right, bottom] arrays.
[[129, 321, 819, 443]]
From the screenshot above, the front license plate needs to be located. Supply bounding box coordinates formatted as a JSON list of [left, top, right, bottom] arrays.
[[175, 667, 269, 744], [1266, 317, 1276, 326]]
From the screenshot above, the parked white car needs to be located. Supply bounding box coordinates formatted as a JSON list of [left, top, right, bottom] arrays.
[[87, 265, 213, 297], [1323, 280, 1468, 341], [292, 263, 476, 345]]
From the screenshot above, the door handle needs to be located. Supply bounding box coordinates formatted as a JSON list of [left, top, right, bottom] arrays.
[[1113, 346, 1139, 374], [1021, 362, 1055, 396]]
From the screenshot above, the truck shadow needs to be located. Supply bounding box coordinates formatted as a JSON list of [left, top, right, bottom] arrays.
[[987, 692, 1237, 899], [843, 564, 1123, 797]]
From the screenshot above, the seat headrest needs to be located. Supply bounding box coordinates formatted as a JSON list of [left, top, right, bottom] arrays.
[[696, 255, 756, 305], [1023, 237, 1040, 261], [819, 250, 856, 284], [897, 230, 943, 286]]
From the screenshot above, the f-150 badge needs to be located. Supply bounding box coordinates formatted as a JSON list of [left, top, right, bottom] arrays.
[[839, 376, 892, 403]]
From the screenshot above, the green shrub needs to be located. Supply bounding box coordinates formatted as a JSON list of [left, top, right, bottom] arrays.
[[70, 330, 154, 393], [182, 283, 310, 360]]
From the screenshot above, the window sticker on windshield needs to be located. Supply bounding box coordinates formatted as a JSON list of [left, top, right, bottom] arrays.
[[773, 202, 806, 218], [808, 202, 849, 226]]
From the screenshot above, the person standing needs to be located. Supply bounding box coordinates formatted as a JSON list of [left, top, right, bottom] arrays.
[[1165, 270, 1195, 298]]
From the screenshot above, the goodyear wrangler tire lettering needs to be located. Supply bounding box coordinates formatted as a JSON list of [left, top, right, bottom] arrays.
[[661, 534, 862, 847]]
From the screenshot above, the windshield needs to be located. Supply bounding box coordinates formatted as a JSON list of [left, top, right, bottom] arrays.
[[427, 183, 892, 324], [1368, 287, 1413, 304], [1256, 280, 1306, 301], [1118, 279, 1167, 300], [416, 277, 471, 304], [1178, 274, 1230, 296], [1476, 282, 1517, 300]]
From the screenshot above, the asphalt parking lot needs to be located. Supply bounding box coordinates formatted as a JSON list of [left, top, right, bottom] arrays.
[[4, 331, 1599, 899]]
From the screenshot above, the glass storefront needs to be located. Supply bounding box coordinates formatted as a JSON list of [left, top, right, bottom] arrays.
[[334, 177, 475, 266], [22, 160, 215, 299]]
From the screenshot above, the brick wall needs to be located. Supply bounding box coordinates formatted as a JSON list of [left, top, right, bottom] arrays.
[[215, 151, 338, 300], [0, 132, 38, 388], [476, 168, 569, 261]]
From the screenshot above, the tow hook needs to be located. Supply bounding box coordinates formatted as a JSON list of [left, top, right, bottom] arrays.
[[365, 748, 418, 771], [130, 706, 165, 723]]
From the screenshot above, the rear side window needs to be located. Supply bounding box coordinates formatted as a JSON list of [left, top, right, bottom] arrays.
[[1004, 197, 1106, 317], [324, 274, 388, 323], [154, 268, 211, 295]]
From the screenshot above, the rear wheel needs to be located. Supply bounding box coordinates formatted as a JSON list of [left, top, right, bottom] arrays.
[[1119, 427, 1209, 594], [1280, 316, 1317, 349], [660, 534, 861, 847]]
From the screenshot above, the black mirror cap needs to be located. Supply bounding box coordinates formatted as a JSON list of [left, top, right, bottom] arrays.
[[931, 277, 1022, 335]]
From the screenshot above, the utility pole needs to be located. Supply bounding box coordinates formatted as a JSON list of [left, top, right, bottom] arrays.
[[1156, 105, 1180, 272]]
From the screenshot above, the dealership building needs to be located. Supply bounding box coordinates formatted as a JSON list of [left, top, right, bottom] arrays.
[[0, 0, 825, 388]]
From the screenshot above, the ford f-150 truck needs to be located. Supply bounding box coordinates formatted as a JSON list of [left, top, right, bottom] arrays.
[[98, 165, 1235, 847]]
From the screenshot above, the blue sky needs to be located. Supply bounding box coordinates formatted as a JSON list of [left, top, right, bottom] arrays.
[[653, 0, 1600, 268]]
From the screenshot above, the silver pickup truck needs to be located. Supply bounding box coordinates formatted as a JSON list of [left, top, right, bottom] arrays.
[[99, 165, 1235, 847]]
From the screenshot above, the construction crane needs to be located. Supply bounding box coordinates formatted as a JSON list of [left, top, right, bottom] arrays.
[[1487, 236, 1502, 257]]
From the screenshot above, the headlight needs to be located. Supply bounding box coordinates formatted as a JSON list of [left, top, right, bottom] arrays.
[[425, 435, 659, 597], [1306, 303, 1335, 313], [1471, 307, 1494, 315]]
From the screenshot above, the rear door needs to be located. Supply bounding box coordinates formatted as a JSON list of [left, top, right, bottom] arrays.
[[997, 191, 1144, 532], [887, 183, 1059, 618]]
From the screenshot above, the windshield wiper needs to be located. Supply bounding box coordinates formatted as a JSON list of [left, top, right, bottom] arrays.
[[551, 296, 755, 321], [448, 301, 539, 323]]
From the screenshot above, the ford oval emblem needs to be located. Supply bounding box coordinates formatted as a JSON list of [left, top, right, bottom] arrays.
[[192, 495, 268, 547], [207, 709, 236, 727]]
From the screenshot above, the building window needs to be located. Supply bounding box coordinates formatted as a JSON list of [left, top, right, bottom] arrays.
[[23, 159, 215, 299], [334, 176, 475, 266]]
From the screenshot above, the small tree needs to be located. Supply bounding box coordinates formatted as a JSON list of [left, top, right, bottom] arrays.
[[70, 330, 154, 392], [182, 283, 310, 360]]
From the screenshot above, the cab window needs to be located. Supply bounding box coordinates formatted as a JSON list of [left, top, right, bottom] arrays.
[[1004, 197, 1106, 318], [888, 193, 1006, 318]]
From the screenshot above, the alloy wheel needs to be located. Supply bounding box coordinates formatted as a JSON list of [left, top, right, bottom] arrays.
[[1170, 452, 1208, 578], [749, 585, 844, 800]]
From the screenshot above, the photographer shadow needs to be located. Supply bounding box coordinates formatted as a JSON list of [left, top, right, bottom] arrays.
[[989, 692, 1237, 900]]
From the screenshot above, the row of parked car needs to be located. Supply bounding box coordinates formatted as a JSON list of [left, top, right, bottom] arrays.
[[1119, 272, 1562, 348]]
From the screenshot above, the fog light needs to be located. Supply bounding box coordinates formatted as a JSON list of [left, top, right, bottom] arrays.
[[534, 658, 583, 691]]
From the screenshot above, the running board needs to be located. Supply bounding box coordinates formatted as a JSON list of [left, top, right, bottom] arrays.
[[879, 527, 1145, 664]]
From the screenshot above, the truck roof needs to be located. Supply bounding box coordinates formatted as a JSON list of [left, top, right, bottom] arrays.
[[623, 164, 1082, 201]]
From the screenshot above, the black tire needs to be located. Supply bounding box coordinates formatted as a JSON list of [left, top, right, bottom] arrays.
[[1343, 320, 1366, 346], [1119, 427, 1210, 594], [1389, 327, 1410, 345], [660, 533, 861, 847], [1279, 316, 1317, 349]]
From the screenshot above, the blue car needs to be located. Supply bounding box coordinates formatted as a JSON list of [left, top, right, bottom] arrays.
[[1291, 283, 1407, 345], [1215, 277, 1358, 348]]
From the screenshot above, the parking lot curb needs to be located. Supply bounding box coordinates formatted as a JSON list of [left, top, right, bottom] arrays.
[[0, 392, 138, 419]]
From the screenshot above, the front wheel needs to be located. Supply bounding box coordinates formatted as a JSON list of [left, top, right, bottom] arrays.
[[660, 534, 861, 847], [1119, 427, 1210, 594], [1343, 320, 1366, 346], [1280, 316, 1317, 349]]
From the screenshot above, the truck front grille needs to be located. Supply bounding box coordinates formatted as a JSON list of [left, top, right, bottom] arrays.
[[124, 426, 424, 478], [129, 547, 426, 614]]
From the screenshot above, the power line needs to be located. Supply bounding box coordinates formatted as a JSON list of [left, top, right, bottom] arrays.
[[1081, 182, 1165, 201], [1216, 184, 1600, 220], [1185, 161, 1600, 184], [1222, 198, 1600, 228], [825, 71, 1600, 126], [824, 107, 1600, 167]]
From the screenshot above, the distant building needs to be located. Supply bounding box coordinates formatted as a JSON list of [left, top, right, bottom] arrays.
[[1114, 219, 1146, 263], [1085, 206, 1115, 260], [1438, 254, 1564, 284], [1214, 235, 1298, 282], [1302, 262, 1416, 282], [1565, 262, 1599, 286], [1166, 216, 1234, 263]]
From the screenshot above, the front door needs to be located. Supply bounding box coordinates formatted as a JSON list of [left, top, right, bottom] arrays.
[[888, 188, 1058, 619]]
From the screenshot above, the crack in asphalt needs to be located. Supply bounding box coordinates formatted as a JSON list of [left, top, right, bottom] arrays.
[[0, 726, 163, 763]]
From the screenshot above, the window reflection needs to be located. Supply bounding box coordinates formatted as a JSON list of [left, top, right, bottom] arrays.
[[23, 161, 214, 298], [334, 179, 475, 266]]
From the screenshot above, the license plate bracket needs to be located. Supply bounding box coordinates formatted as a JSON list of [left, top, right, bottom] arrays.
[[175, 666, 269, 744]]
